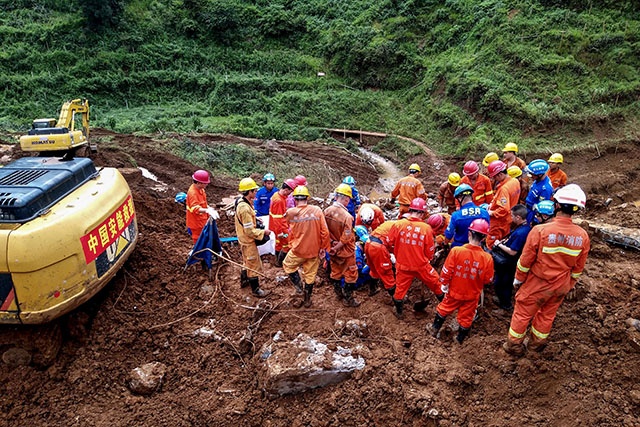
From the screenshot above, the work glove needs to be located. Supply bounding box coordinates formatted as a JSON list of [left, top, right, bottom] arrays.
[[205, 207, 220, 220], [256, 218, 265, 229], [394, 201, 400, 208], [440, 284, 449, 294], [389, 254, 396, 264], [277, 233, 288, 239], [513, 278, 523, 289]]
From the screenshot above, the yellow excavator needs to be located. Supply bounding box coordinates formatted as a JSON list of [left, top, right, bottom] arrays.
[[19, 99, 97, 158], [1, 103, 137, 367]]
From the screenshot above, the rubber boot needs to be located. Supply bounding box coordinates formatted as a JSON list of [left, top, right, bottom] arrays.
[[436, 292, 445, 302], [249, 277, 267, 298], [455, 326, 471, 344], [240, 270, 249, 288], [343, 283, 360, 307], [368, 279, 380, 297], [429, 313, 446, 337], [527, 335, 548, 353], [331, 279, 344, 300], [503, 340, 526, 357], [393, 298, 404, 319], [303, 284, 313, 308], [274, 250, 283, 267], [387, 286, 396, 298], [288, 271, 303, 294]]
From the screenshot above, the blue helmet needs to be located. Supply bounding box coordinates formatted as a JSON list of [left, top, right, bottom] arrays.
[[263, 173, 275, 182], [354, 225, 370, 243], [454, 183, 473, 198], [175, 192, 187, 204], [534, 200, 555, 216], [526, 159, 549, 176], [343, 176, 356, 185]]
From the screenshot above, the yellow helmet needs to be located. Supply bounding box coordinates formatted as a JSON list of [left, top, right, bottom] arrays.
[[408, 163, 421, 173], [502, 142, 519, 153], [292, 185, 310, 198], [335, 183, 353, 198], [448, 172, 461, 187], [507, 166, 522, 178], [482, 152, 499, 167], [238, 177, 259, 192], [548, 153, 564, 163]]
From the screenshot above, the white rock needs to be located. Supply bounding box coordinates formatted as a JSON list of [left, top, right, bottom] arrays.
[[128, 361, 167, 395]]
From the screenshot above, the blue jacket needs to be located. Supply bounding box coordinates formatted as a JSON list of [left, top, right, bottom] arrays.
[[346, 185, 361, 219], [445, 202, 490, 247], [525, 176, 553, 223], [254, 186, 278, 216]]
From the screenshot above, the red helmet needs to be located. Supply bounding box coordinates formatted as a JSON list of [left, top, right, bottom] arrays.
[[468, 218, 490, 235], [192, 169, 210, 184], [463, 160, 479, 176], [427, 214, 443, 229], [409, 198, 426, 212], [283, 178, 298, 190], [294, 175, 307, 186], [487, 160, 507, 178]]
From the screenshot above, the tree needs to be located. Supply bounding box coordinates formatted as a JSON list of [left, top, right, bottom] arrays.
[[81, 0, 124, 32]]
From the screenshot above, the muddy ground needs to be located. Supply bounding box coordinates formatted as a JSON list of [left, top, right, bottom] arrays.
[[1, 130, 639, 426]]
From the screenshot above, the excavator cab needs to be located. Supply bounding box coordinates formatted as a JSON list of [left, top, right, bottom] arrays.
[[19, 99, 95, 159]]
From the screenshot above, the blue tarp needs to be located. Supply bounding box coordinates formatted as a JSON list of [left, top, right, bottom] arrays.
[[185, 218, 223, 270]]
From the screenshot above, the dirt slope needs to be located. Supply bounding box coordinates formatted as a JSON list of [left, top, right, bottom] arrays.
[[0, 131, 639, 426]]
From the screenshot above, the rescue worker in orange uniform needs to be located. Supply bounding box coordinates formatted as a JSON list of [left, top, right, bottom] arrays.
[[269, 178, 297, 267], [186, 170, 219, 243], [430, 218, 494, 344], [486, 160, 520, 249], [388, 198, 442, 318], [437, 173, 461, 214], [507, 166, 529, 205], [364, 220, 398, 297], [502, 142, 527, 170], [355, 203, 385, 232], [234, 178, 270, 297], [547, 153, 568, 189], [482, 152, 499, 172], [325, 183, 360, 307], [282, 186, 331, 308], [391, 164, 427, 218], [504, 184, 590, 357], [461, 160, 494, 206], [427, 213, 451, 248]]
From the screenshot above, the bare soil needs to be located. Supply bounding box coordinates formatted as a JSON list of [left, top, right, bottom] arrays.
[[1, 130, 639, 426]]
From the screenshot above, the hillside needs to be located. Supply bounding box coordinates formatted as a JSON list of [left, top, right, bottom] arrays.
[[1, 0, 639, 156]]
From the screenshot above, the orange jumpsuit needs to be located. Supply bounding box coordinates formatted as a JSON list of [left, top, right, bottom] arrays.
[[431, 213, 451, 247], [508, 216, 590, 345], [391, 175, 427, 217], [388, 217, 441, 300], [234, 198, 266, 278], [461, 174, 494, 206], [547, 169, 567, 189], [437, 181, 457, 214], [364, 221, 397, 290], [282, 204, 330, 285], [506, 157, 526, 171], [517, 177, 530, 204], [324, 202, 358, 283], [436, 244, 494, 328], [487, 176, 520, 249], [269, 191, 290, 253], [355, 203, 385, 232], [186, 183, 208, 243]]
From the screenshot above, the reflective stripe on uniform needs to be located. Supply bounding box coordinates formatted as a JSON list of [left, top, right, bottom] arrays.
[[516, 259, 530, 273], [531, 326, 549, 339], [571, 271, 582, 279], [509, 327, 526, 339], [474, 190, 494, 200], [243, 222, 254, 228], [542, 246, 582, 256], [270, 213, 284, 218]]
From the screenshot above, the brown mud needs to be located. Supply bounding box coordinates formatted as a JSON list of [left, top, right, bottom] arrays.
[[0, 130, 639, 426]]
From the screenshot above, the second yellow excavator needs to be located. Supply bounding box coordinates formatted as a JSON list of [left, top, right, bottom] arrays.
[[19, 99, 96, 158]]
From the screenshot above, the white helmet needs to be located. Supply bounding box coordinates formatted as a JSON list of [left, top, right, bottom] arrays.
[[360, 206, 375, 224], [553, 184, 586, 209]]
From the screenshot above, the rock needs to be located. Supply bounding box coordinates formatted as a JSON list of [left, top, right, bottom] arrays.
[[625, 318, 640, 332], [334, 319, 369, 337], [2, 348, 32, 367], [257, 332, 365, 396], [128, 361, 167, 395], [626, 329, 640, 352], [629, 389, 640, 405]]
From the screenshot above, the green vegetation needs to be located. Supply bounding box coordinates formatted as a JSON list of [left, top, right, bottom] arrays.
[[0, 0, 638, 158]]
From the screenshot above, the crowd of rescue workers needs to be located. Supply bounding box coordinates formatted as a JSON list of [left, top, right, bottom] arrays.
[[179, 142, 589, 357]]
